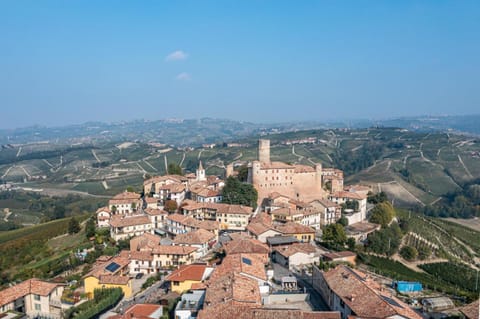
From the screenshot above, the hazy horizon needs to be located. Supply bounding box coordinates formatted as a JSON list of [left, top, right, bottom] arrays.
[[2, 1, 479, 129]]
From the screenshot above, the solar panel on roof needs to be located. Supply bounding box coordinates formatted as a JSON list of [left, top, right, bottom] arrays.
[[105, 262, 120, 273], [242, 257, 252, 265]]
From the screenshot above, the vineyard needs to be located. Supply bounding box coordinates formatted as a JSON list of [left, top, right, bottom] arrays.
[[0, 214, 90, 284], [396, 210, 476, 263], [429, 219, 480, 256], [358, 254, 477, 300], [418, 262, 479, 293]]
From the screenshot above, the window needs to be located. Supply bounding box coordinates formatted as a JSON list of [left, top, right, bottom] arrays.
[[34, 294, 40, 301], [35, 304, 41, 311], [173, 281, 180, 286]]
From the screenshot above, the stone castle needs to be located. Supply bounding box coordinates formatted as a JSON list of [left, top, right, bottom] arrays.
[[247, 139, 344, 202]]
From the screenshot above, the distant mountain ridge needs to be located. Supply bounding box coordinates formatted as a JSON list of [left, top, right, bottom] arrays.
[[1, 114, 479, 145]]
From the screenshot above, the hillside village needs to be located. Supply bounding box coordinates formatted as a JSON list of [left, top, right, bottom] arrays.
[[0, 139, 478, 319]]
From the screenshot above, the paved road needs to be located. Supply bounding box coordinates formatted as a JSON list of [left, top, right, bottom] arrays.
[[114, 277, 167, 314]]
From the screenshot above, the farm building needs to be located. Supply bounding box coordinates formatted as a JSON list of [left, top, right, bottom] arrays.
[[422, 297, 455, 312], [392, 281, 422, 293]]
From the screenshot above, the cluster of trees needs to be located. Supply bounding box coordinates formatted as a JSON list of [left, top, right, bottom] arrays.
[[222, 176, 258, 209], [367, 191, 388, 204], [399, 245, 431, 261], [0, 191, 105, 222], [167, 163, 183, 175], [321, 222, 356, 251], [332, 141, 385, 175], [422, 182, 480, 218], [366, 223, 403, 256], [369, 202, 395, 227]]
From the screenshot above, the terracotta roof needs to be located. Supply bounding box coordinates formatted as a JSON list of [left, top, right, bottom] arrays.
[[223, 237, 269, 255], [85, 253, 130, 279], [130, 250, 154, 261], [309, 199, 338, 208], [250, 309, 341, 319], [96, 206, 111, 214], [166, 213, 191, 224], [144, 175, 186, 185], [0, 279, 62, 306], [322, 251, 356, 260], [198, 304, 340, 319], [112, 192, 141, 200], [165, 264, 208, 282], [182, 202, 252, 215], [144, 208, 167, 216], [99, 275, 131, 285], [247, 222, 275, 236], [152, 245, 197, 255], [130, 233, 162, 251], [110, 215, 151, 228], [271, 208, 303, 217], [275, 222, 315, 235], [210, 254, 266, 281], [109, 303, 163, 319], [158, 183, 186, 193], [330, 191, 366, 200], [322, 265, 422, 319], [273, 243, 317, 257], [459, 299, 479, 319], [193, 187, 221, 198], [173, 229, 216, 245], [250, 212, 273, 226], [195, 220, 219, 230], [204, 272, 261, 307], [145, 197, 159, 204]]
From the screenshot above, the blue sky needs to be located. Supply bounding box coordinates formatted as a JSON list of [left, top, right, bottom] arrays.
[[1, 1, 479, 129]]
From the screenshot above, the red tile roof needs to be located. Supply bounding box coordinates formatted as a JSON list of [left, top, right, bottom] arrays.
[[165, 264, 208, 282], [322, 265, 422, 319], [459, 299, 479, 319], [198, 304, 341, 319], [173, 229, 216, 245], [109, 303, 163, 319], [275, 222, 315, 235], [144, 208, 167, 216], [152, 245, 197, 255], [112, 191, 141, 200], [130, 233, 162, 251], [0, 279, 63, 306], [210, 254, 266, 281], [223, 237, 270, 255], [273, 243, 317, 257], [110, 215, 151, 228], [99, 275, 131, 285]]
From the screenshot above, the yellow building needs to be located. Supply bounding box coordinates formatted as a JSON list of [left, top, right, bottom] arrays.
[[275, 222, 316, 242], [164, 264, 213, 294], [83, 275, 132, 299], [83, 252, 132, 299]]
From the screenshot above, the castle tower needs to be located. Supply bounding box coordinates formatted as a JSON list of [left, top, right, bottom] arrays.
[[315, 163, 323, 186], [258, 139, 270, 163], [225, 163, 234, 178], [196, 161, 206, 181]]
